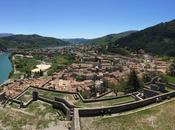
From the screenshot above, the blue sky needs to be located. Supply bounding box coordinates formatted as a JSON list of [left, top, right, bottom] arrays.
[[0, 0, 175, 38]]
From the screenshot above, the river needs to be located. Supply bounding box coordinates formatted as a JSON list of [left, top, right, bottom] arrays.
[[0, 53, 12, 84]]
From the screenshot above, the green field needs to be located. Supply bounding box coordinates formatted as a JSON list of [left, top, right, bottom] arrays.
[[14, 56, 39, 73], [80, 99, 175, 130], [74, 96, 134, 108], [17, 90, 33, 103], [37, 89, 64, 100], [48, 54, 75, 74], [10, 56, 40, 79], [11, 53, 75, 78], [98, 92, 125, 99]]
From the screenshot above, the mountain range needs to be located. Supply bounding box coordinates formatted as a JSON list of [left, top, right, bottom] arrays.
[[1, 19, 175, 56], [0, 31, 136, 51], [0, 33, 13, 38], [62, 38, 89, 44], [0, 34, 69, 49], [63, 31, 136, 45]]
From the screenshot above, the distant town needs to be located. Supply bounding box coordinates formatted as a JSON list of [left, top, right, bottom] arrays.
[[3, 45, 170, 97]]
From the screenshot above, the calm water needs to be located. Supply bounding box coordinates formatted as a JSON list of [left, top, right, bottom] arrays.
[[0, 53, 12, 84]]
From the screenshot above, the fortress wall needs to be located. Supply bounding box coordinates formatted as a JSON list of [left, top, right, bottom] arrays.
[[78, 91, 175, 117]]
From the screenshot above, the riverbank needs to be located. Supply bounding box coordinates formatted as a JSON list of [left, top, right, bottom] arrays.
[[0, 53, 12, 84]]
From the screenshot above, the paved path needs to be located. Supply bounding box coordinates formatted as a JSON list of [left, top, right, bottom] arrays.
[[11, 108, 35, 116], [72, 108, 81, 130]]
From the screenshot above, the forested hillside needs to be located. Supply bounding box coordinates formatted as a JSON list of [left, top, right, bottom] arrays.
[[0, 34, 69, 49], [114, 20, 175, 56]]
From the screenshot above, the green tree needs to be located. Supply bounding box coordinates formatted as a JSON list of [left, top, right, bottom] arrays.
[[124, 70, 143, 93], [90, 86, 97, 97], [169, 59, 175, 76], [26, 70, 31, 77], [39, 70, 44, 76]]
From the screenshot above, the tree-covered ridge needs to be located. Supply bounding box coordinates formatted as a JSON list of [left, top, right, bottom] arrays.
[[115, 19, 175, 56], [87, 31, 137, 45], [62, 38, 89, 44], [86, 31, 136, 45], [0, 34, 69, 49], [63, 31, 136, 45]]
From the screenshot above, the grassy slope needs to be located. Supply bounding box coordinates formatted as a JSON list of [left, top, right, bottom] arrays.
[[80, 99, 175, 130], [0, 101, 63, 130]]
